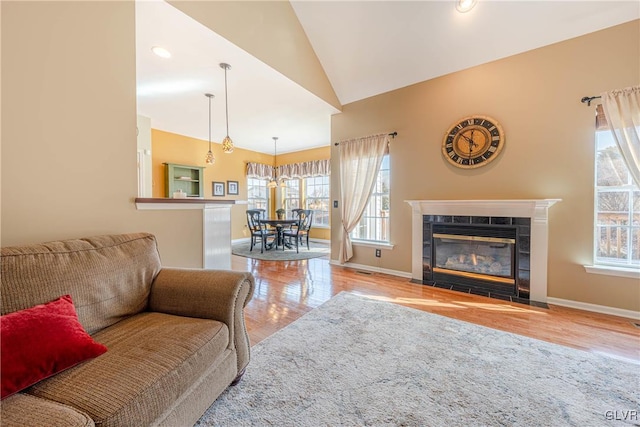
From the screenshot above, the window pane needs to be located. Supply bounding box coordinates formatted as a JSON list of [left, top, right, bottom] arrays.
[[597, 192, 629, 226], [283, 180, 300, 215], [247, 178, 269, 210], [593, 129, 639, 268], [304, 175, 330, 227], [596, 226, 629, 262], [596, 148, 629, 186], [351, 154, 390, 242]]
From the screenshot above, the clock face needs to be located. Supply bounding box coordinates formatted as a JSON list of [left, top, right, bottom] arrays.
[[442, 115, 505, 169]]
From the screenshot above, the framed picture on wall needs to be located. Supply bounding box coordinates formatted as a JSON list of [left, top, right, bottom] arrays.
[[212, 181, 225, 197], [227, 180, 239, 195]]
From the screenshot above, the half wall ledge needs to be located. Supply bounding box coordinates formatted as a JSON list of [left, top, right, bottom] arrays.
[[134, 198, 236, 270]]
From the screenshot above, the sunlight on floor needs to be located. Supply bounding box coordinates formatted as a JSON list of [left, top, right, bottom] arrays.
[[360, 294, 545, 314], [456, 301, 544, 313]]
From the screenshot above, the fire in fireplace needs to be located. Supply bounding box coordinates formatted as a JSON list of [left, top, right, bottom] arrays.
[[433, 233, 515, 284], [422, 216, 531, 301]]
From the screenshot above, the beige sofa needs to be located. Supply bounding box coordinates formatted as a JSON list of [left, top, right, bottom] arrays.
[[0, 232, 255, 426]]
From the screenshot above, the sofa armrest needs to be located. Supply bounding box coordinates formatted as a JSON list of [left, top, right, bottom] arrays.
[[148, 268, 255, 374]]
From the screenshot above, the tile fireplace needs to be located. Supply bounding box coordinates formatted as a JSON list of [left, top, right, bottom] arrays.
[[407, 200, 560, 304]]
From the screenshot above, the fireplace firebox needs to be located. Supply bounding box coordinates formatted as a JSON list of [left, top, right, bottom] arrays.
[[423, 216, 531, 301]]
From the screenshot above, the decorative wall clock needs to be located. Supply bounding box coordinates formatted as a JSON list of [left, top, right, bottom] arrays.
[[442, 115, 505, 169]]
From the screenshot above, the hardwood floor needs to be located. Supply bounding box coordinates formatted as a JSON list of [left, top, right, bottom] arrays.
[[232, 255, 640, 364]]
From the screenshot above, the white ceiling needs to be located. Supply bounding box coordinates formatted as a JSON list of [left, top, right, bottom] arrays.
[[136, 1, 639, 154], [135, 0, 339, 155]]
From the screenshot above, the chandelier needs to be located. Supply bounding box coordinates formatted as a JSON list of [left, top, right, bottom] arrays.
[[267, 137, 286, 189]]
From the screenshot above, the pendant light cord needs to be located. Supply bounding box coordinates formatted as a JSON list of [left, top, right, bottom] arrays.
[[273, 137, 278, 181], [208, 95, 212, 150], [224, 67, 230, 136]]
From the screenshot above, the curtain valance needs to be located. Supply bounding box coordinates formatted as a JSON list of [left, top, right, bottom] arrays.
[[246, 159, 330, 180], [246, 162, 274, 180], [278, 159, 331, 179]]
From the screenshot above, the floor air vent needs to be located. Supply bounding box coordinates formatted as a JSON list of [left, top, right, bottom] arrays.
[[356, 271, 372, 275], [632, 322, 640, 329]]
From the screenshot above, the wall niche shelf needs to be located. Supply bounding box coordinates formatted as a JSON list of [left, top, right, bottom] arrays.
[[164, 163, 204, 198]]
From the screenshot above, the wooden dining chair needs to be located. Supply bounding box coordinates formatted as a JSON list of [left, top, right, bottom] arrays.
[[287, 208, 305, 231], [282, 210, 313, 253], [246, 209, 275, 253]]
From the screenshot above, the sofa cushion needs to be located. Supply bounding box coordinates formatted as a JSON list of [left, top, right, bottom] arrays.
[[1, 295, 107, 399], [26, 312, 230, 427], [0, 393, 95, 427], [0, 233, 162, 335]]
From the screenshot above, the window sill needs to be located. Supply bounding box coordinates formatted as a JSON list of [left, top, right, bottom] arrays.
[[584, 265, 640, 279], [352, 240, 395, 250]]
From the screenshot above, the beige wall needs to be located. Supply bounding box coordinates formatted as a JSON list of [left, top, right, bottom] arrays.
[[1, 2, 203, 267], [168, 1, 341, 111], [331, 21, 640, 311]]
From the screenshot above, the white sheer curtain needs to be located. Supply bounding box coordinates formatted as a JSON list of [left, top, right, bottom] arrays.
[[601, 86, 640, 187], [338, 133, 389, 263]]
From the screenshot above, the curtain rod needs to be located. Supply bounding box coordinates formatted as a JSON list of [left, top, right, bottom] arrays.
[[333, 132, 397, 146], [581, 95, 601, 106]]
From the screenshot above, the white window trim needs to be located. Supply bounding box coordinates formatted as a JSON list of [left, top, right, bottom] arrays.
[[584, 264, 640, 279]]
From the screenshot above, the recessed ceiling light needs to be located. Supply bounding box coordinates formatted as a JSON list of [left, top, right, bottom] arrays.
[[151, 46, 171, 59], [456, 0, 478, 13]]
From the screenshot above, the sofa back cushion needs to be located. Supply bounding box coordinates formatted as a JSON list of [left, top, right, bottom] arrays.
[[1, 233, 162, 335]]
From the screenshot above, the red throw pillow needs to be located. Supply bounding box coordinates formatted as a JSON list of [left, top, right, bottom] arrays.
[[1, 295, 107, 399]]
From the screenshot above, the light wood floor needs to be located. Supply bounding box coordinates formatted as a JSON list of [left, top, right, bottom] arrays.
[[232, 255, 640, 364]]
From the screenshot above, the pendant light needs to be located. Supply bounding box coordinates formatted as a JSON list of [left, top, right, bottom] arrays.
[[219, 63, 234, 153], [267, 137, 278, 189], [204, 93, 215, 165]]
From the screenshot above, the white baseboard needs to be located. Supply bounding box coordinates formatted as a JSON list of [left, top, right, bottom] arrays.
[[547, 297, 640, 320], [309, 238, 330, 244], [232, 237, 250, 244], [329, 259, 413, 279]]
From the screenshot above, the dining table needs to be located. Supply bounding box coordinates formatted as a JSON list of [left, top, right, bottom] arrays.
[[259, 218, 298, 250]]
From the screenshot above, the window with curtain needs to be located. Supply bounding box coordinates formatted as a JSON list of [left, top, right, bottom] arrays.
[[247, 178, 269, 211], [594, 129, 640, 268], [305, 175, 330, 227], [351, 154, 390, 242], [282, 180, 301, 214]]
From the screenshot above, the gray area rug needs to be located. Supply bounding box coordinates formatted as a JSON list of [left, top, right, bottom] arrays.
[[197, 292, 639, 426], [232, 240, 330, 261]]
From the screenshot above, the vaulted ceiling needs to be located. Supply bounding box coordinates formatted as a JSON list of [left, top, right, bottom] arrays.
[[135, 1, 639, 154]]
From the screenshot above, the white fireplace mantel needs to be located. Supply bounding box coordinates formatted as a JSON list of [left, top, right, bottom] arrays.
[[406, 199, 561, 303]]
